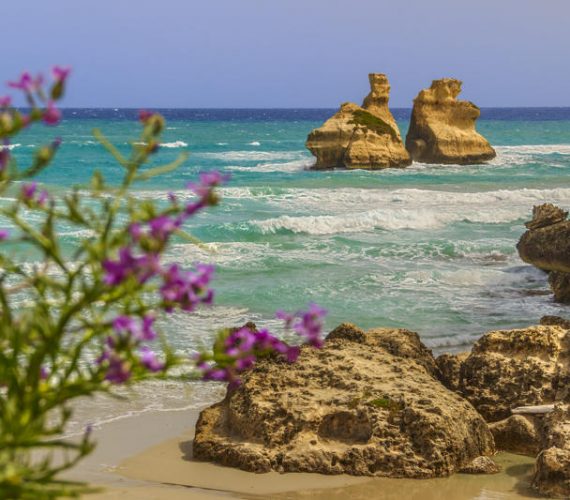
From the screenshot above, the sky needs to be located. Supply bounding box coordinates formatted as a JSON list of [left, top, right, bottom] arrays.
[[3, 0, 570, 108]]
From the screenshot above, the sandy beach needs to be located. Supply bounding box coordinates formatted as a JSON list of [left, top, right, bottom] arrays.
[[66, 406, 541, 500]]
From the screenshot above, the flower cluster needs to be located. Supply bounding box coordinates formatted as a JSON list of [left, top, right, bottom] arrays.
[[20, 182, 49, 207], [98, 169, 228, 383], [276, 303, 328, 348], [0, 67, 68, 177], [97, 314, 164, 384], [195, 304, 327, 388]]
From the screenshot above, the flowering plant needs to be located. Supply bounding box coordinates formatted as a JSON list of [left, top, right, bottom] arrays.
[[0, 69, 326, 498]]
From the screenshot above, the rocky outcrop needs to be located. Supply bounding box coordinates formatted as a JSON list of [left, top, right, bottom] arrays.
[[489, 415, 542, 456], [194, 324, 494, 477], [436, 325, 570, 422], [517, 203, 570, 303], [306, 74, 411, 169], [459, 456, 501, 475], [405, 78, 496, 164], [532, 404, 570, 497]]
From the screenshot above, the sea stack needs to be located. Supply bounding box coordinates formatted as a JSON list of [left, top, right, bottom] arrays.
[[405, 78, 496, 164], [306, 74, 411, 170], [517, 203, 570, 303]]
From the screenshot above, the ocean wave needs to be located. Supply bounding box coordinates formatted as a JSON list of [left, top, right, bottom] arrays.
[[259, 186, 570, 213], [196, 150, 307, 161], [248, 141, 261, 146], [496, 144, 570, 155], [253, 207, 523, 235], [226, 159, 314, 173], [161, 140, 188, 148], [0, 143, 21, 150]]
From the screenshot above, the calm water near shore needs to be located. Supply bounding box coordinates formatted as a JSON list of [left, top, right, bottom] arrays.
[[8, 107, 570, 429]]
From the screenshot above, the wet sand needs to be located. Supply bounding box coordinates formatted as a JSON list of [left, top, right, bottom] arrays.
[[73, 407, 541, 499]]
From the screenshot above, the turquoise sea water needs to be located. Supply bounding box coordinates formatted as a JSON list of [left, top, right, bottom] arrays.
[[8, 108, 570, 427]]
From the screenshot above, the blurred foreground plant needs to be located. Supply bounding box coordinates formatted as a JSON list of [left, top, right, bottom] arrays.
[[0, 69, 326, 498]]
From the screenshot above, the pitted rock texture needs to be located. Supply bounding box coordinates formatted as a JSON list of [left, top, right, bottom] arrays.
[[194, 325, 495, 477], [436, 325, 570, 422], [306, 74, 411, 169], [517, 203, 570, 303], [532, 404, 570, 497], [489, 415, 542, 456], [458, 456, 501, 475], [405, 78, 496, 164]]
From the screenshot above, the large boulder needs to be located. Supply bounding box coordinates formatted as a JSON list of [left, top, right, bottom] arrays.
[[532, 404, 570, 497], [306, 74, 411, 169], [436, 325, 570, 422], [517, 203, 570, 303], [194, 324, 495, 477], [405, 78, 496, 164]]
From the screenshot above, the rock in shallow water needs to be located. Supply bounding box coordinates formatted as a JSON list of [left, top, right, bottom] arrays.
[[405, 78, 496, 165], [193, 324, 494, 477], [517, 203, 570, 303], [306, 74, 411, 170]]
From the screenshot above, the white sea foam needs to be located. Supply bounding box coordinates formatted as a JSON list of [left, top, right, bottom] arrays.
[[496, 144, 570, 155], [196, 150, 307, 161], [160, 140, 188, 148], [0, 143, 21, 150], [248, 141, 261, 146], [253, 207, 523, 235], [226, 159, 314, 173]]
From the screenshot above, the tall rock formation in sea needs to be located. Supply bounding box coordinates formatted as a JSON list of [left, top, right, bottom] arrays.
[[306, 74, 411, 169], [517, 203, 570, 303], [405, 78, 496, 164]]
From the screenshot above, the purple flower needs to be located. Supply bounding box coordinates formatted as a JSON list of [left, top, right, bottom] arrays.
[[129, 223, 142, 242], [139, 347, 164, 372], [0, 230, 9, 241], [21, 182, 37, 200], [292, 303, 327, 348], [139, 110, 153, 123], [159, 263, 214, 313], [149, 215, 180, 243], [43, 101, 61, 126], [102, 247, 160, 285], [8, 72, 43, 93], [111, 314, 157, 343], [40, 366, 49, 380], [0, 96, 11, 108], [52, 65, 71, 84], [97, 350, 131, 384]]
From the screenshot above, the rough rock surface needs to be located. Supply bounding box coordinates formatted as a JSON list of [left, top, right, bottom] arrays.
[[532, 404, 570, 497], [517, 203, 570, 303], [194, 324, 494, 477], [489, 415, 542, 456], [436, 325, 570, 422], [458, 456, 501, 475], [435, 352, 468, 393], [306, 74, 411, 169], [405, 78, 496, 164], [541, 315, 570, 329]]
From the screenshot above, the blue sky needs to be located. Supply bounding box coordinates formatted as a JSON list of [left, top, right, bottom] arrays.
[[4, 0, 569, 107]]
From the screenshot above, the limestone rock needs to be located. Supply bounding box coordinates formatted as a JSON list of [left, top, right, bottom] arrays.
[[549, 271, 570, 303], [532, 404, 570, 497], [489, 415, 542, 456], [194, 326, 495, 477], [525, 203, 568, 231], [541, 315, 570, 330], [445, 325, 570, 422], [459, 456, 501, 475], [306, 74, 411, 170], [517, 203, 570, 303], [405, 78, 496, 164], [436, 352, 469, 393]]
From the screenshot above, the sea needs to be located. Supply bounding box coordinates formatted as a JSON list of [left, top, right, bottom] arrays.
[[8, 107, 570, 432]]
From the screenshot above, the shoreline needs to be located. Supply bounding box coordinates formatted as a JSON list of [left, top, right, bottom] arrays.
[[71, 405, 540, 500]]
